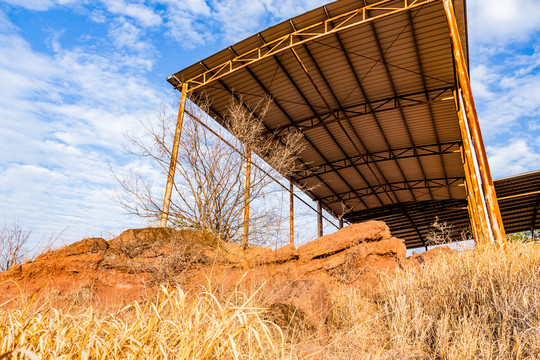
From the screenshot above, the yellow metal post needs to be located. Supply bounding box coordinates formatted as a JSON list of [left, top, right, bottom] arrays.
[[290, 181, 294, 245], [317, 201, 323, 238], [160, 82, 188, 227], [463, 155, 487, 242], [242, 146, 252, 249], [444, 0, 506, 248]]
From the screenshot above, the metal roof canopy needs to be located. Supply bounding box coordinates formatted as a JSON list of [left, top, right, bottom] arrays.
[[166, 0, 511, 248]]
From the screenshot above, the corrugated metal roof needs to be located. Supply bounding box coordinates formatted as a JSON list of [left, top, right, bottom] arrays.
[[163, 0, 536, 248]]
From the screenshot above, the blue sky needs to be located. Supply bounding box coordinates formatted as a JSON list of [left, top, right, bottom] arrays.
[[0, 0, 539, 246]]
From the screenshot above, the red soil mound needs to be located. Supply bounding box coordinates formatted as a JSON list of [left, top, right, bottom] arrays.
[[0, 221, 438, 308]]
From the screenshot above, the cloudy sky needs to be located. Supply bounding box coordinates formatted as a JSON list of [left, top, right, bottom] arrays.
[[0, 0, 539, 245]]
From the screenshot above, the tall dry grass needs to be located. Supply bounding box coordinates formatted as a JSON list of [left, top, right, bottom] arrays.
[[0, 285, 287, 359], [377, 243, 540, 359], [326, 242, 540, 360]]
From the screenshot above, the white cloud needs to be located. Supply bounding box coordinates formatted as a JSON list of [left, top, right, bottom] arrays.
[[467, 0, 540, 180], [101, 0, 162, 27], [108, 19, 154, 53], [161, 0, 211, 16], [487, 139, 540, 178], [164, 13, 212, 47], [90, 9, 107, 23], [2, 0, 328, 48], [468, 0, 540, 45], [473, 64, 540, 137], [162, 0, 328, 47], [471, 37, 540, 139], [0, 15, 168, 243]]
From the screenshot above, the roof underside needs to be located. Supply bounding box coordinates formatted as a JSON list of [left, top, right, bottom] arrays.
[[168, 0, 521, 248], [348, 171, 540, 248]]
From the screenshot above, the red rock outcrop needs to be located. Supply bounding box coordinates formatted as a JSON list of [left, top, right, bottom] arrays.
[[297, 220, 391, 261], [0, 220, 431, 307]]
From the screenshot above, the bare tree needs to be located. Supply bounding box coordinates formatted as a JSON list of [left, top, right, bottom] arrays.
[[115, 94, 306, 247], [0, 221, 32, 271], [427, 216, 456, 246]]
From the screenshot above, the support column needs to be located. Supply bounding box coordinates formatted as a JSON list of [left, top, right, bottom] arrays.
[[160, 82, 188, 227], [317, 201, 323, 238], [531, 194, 540, 241], [339, 218, 343, 229], [290, 182, 294, 245], [444, 0, 506, 248], [458, 107, 491, 244], [242, 146, 252, 249]]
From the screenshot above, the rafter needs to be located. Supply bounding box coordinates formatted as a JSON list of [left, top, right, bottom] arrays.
[[198, 59, 349, 219], [288, 22, 388, 207]]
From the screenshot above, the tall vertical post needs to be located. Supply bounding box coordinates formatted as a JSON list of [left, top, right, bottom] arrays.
[[289, 181, 294, 245], [339, 218, 344, 229], [444, 0, 506, 248], [317, 200, 323, 238], [458, 105, 491, 243], [160, 82, 188, 227], [242, 146, 252, 249]]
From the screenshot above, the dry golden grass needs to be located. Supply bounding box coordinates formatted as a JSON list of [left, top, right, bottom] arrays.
[[325, 242, 540, 360], [0, 285, 288, 359], [1, 242, 539, 359], [376, 242, 540, 360]]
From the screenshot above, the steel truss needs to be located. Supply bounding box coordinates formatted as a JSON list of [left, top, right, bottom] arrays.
[[294, 141, 461, 180], [532, 194, 540, 240], [347, 199, 467, 221], [268, 87, 455, 136], [169, 0, 439, 93], [321, 177, 463, 204]]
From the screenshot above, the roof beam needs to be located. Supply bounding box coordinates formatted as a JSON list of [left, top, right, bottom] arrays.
[[294, 141, 461, 180], [255, 34, 373, 212], [402, 207, 428, 250], [169, 0, 439, 92], [268, 87, 454, 136], [197, 60, 346, 220], [345, 199, 468, 222], [227, 47, 369, 214], [321, 177, 464, 204], [407, 9, 453, 199], [328, 14, 415, 204]]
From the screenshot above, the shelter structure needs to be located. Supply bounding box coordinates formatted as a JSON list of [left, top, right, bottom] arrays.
[[162, 0, 513, 248], [349, 170, 540, 247]]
